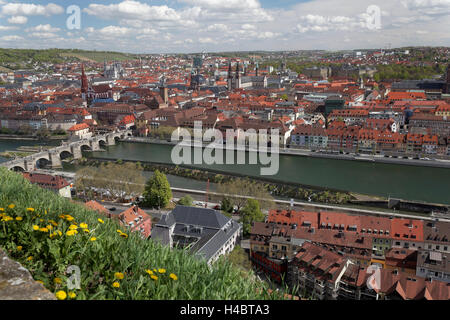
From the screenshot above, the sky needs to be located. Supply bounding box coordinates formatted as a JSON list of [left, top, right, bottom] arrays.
[[0, 0, 448, 53]]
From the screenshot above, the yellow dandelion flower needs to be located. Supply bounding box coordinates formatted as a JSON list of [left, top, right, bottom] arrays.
[[27, 256, 33, 261], [116, 229, 122, 233], [0, 208, 4, 211], [120, 233, 128, 238], [49, 220, 58, 227], [59, 214, 65, 219], [158, 268, 166, 274], [114, 272, 125, 280], [68, 292, 76, 299], [8, 204, 15, 209], [39, 227, 49, 233], [112, 282, 120, 288], [26, 208, 35, 212], [79, 223, 88, 229], [69, 224, 78, 230], [66, 230, 77, 236], [15, 216, 23, 221], [65, 215, 74, 222], [32, 225, 39, 231], [17, 246, 22, 251], [57, 230, 62, 236], [98, 218, 104, 224], [169, 273, 178, 281], [90, 237, 97, 241], [151, 275, 158, 281], [55, 290, 67, 300], [145, 269, 153, 275], [54, 278, 63, 284], [36, 280, 44, 285], [83, 228, 90, 233]]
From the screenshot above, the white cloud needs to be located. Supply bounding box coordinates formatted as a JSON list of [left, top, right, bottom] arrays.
[[7, 16, 28, 24], [0, 25, 18, 31], [1, 3, 63, 16], [181, 0, 261, 10], [206, 23, 228, 32], [0, 35, 24, 41], [29, 32, 59, 39], [26, 24, 60, 33], [84, 1, 181, 21]]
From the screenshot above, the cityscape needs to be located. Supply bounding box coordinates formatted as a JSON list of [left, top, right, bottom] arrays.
[[0, 0, 449, 308]]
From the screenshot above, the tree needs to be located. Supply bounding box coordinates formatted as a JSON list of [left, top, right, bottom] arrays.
[[142, 170, 172, 209], [35, 126, 51, 140], [75, 162, 144, 202], [216, 178, 274, 212], [98, 162, 145, 201], [239, 199, 264, 236], [220, 197, 234, 214], [74, 166, 98, 200], [178, 195, 193, 207]]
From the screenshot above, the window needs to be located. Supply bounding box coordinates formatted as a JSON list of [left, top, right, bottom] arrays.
[[282, 246, 287, 251], [272, 245, 277, 250]]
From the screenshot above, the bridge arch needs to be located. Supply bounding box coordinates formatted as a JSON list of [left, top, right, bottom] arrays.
[[98, 139, 107, 147], [35, 157, 51, 169], [10, 165, 25, 172], [80, 144, 92, 152], [60, 150, 73, 160]]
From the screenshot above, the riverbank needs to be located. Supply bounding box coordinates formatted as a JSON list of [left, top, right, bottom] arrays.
[[77, 157, 355, 205], [122, 137, 450, 169], [0, 134, 67, 141]]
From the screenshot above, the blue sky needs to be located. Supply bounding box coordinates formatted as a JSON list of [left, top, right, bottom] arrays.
[[0, 0, 448, 53]]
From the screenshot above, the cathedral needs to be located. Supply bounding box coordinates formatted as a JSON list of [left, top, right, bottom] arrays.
[[227, 60, 267, 91]]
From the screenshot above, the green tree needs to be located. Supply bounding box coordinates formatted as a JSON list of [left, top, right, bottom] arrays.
[[220, 197, 234, 214], [142, 170, 172, 209], [178, 195, 193, 207], [239, 199, 264, 237]]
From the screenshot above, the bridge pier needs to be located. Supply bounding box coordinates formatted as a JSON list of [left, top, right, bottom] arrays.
[[49, 152, 62, 168], [24, 159, 35, 171], [106, 135, 116, 146], [71, 146, 82, 160], [90, 140, 100, 151]]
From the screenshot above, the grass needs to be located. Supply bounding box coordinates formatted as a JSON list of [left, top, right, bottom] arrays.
[[0, 168, 283, 300], [227, 245, 252, 271]]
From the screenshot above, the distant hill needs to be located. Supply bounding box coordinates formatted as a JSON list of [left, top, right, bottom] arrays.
[[0, 48, 137, 70]]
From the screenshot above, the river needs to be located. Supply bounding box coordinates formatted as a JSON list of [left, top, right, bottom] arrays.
[[1, 139, 449, 205], [85, 141, 450, 205]]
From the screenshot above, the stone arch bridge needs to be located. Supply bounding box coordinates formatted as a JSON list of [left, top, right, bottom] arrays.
[[0, 130, 132, 172]]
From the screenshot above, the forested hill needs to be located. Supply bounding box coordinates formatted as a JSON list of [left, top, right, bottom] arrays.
[[0, 48, 136, 70]]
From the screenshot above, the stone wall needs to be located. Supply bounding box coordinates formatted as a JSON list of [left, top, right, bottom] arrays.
[[0, 249, 55, 300]]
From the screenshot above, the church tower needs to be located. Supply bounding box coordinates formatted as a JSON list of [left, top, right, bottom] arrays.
[[235, 62, 241, 89], [81, 63, 89, 106], [227, 60, 233, 91]]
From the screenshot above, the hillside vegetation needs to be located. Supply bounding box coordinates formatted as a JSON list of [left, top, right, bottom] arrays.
[[0, 48, 135, 70], [0, 168, 281, 300]]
